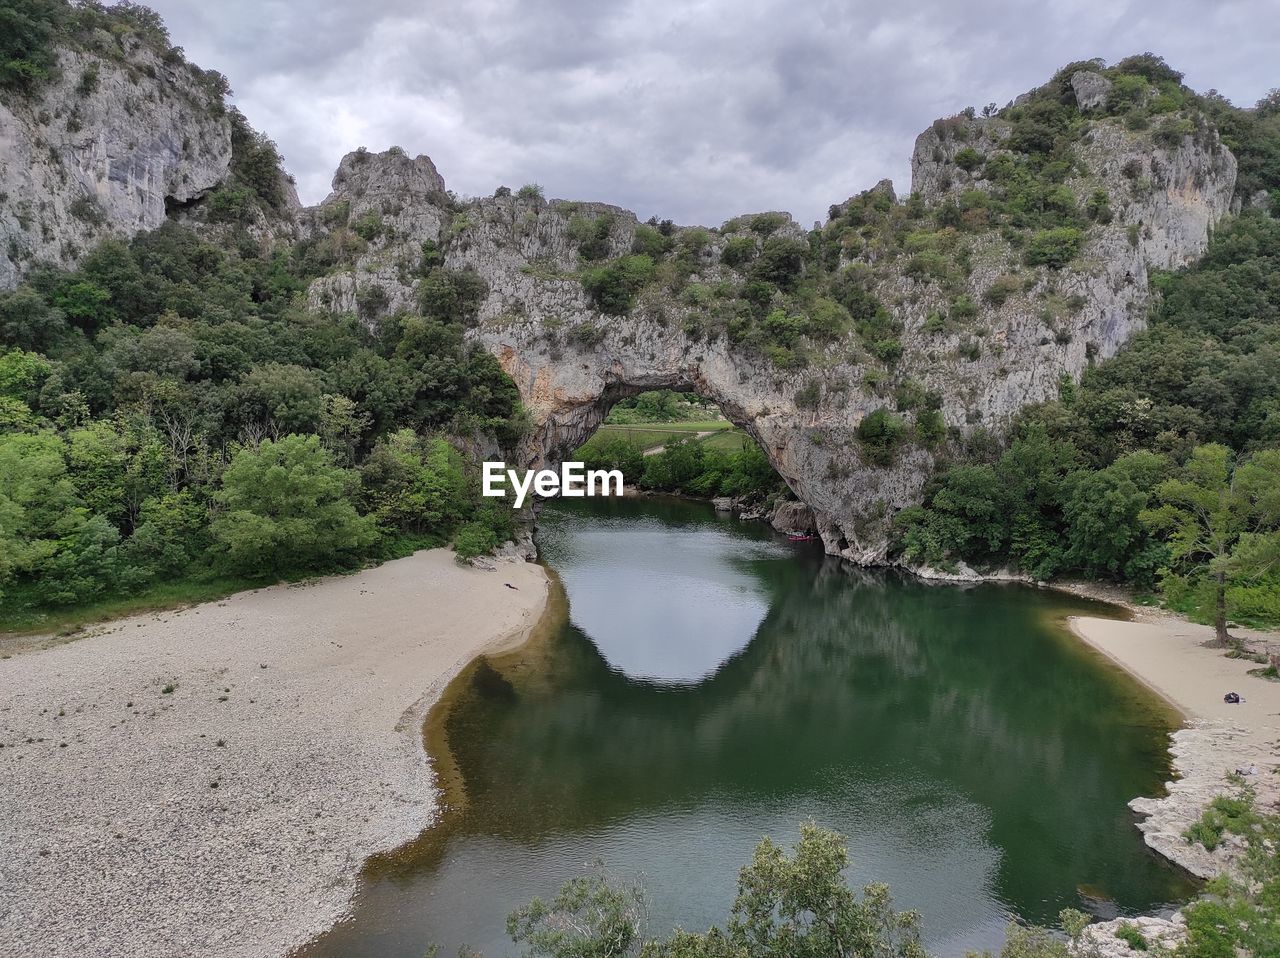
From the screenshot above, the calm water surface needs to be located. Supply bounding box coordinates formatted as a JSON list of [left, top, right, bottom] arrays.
[[304, 496, 1194, 957]]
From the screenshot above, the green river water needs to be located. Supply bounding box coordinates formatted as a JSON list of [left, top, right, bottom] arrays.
[[302, 495, 1195, 957]]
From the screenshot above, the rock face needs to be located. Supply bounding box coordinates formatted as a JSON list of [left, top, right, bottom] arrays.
[[1070, 70, 1113, 111], [0, 39, 232, 288], [0, 54, 1239, 564], [287, 93, 1235, 563]]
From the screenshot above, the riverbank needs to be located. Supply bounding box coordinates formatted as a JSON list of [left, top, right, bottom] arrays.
[[0, 550, 549, 958], [1068, 613, 1280, 880]]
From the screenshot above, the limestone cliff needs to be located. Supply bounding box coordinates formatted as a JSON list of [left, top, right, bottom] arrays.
[[295, 75, 1234, 563], [0, 50, 1240, 565], [0, 35, 233, 288]]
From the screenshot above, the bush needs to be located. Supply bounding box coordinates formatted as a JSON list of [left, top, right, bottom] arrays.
[[0, 0, 61, 92], [721, 236, 757, 267], [750, 237, 808, 291], [984, 275, 1022, 306], [1025, 228, 1084, 269], [516, 184, 544, 200], [580, 255, 655, 315], [211, 435, 377, 576], [1114, 922, 1148, 951], [419, 267, 489, 323], [953, 147, 983, 172], [857, 408, 907, 466], [453, 521, 498, 562]]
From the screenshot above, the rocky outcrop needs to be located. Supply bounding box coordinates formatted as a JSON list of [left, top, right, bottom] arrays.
[[1070, 70, 1113, 111], [292, 86, 1236, 564], [1077, 914, 1187, 957], [0, 39, 232, 288], [1129, 721, 1279, 879]]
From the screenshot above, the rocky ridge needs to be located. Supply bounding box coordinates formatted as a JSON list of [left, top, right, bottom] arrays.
[[294, 83, 1234, 562]]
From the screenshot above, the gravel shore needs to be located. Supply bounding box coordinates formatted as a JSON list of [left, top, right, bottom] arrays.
[[1068, 614, 1280, 879], [0, 551, 549, 958]]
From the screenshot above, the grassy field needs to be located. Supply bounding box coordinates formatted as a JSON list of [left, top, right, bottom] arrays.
[[699, 430, 751, 453], [578, 420, 751, 457]]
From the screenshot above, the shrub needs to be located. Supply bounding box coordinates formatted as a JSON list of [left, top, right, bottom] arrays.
[[721, 236, 757, 267], [1025, 227, 1084, 269], [453, 521, 498, 561], [984, 275, 1022, 306], [953, 147, 983, 172], [516, 184, 544, 200], [419, 267, 489, 323], [750, 237, 808, 291], [630, 224, 671, 259], [568, 214, 613, 261], [351, 210, 384, 242], [857, 408, 908, 466], [580, 255, 655, 315], [1114, 922, 1148, 951], [211, 435, 377, 576]]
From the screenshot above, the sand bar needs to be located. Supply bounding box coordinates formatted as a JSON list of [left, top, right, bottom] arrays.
[[1068, 612, 1280, 878], [0, 550, 549, 958]]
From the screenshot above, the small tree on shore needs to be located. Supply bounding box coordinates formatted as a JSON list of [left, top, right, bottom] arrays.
[[1140, 445, 1280, 646]]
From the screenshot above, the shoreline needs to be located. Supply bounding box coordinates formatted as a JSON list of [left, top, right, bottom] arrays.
[[1065, 612, 1280, 881], [0, 549, 550, 958]]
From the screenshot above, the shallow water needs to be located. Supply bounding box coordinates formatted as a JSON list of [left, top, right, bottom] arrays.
[[303, 495, 1195, 957]]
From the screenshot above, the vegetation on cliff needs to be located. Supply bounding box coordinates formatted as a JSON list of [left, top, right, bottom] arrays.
[[893, 212, 1280, 631]]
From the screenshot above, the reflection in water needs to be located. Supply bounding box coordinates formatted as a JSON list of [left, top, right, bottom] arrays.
[[303, 496, 1194, 958]]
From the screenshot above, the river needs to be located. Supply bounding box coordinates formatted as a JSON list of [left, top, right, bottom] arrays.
[[302, 495, 1194, 957]]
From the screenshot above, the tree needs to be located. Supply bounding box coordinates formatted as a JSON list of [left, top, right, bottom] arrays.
[[211, 435, 377, 576], [1140, 444, 1280, 644], [359, 431, 469, 537], [0, 0, 62, 92], [507, 865, 647, 958]]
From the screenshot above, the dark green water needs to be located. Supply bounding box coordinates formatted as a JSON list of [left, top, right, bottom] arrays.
[[304, 496, 1194, 957]]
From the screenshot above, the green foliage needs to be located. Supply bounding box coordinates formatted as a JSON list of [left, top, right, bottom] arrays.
[[581, 255, 656, 315], [857, 408, 907, 466], [569, 214, 614, 261], [517, 184, 544, 200], [507, 865, 646, 958], [1141, 445, 1280, 640], [1114, 922, 1148, 951], [631, 224, 672, 260], [720, 236, 757, 268], [1024, 228, 1083, 269], [419, 267, 489, 324], [211, 435, 377, 576], [953, 147, 983, 172], [0, 0, 61, 92], [0, 211, 528, 619], [452, 522, 498, 563], [503, 825, 925, 958]]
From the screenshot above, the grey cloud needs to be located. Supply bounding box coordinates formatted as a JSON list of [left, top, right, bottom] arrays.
[[142, 0, 1279, 225]]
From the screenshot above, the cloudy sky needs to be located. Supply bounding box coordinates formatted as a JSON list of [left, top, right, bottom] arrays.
[[141, 0, 1277, 226]]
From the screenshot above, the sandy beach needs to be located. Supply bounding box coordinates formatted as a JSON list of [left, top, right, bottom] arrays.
[[1068, 612, 1280, 878], [0, 550, 549, 958]]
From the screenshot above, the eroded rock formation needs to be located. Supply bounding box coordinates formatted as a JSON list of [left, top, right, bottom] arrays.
[[295, 80, 1234, 562]]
